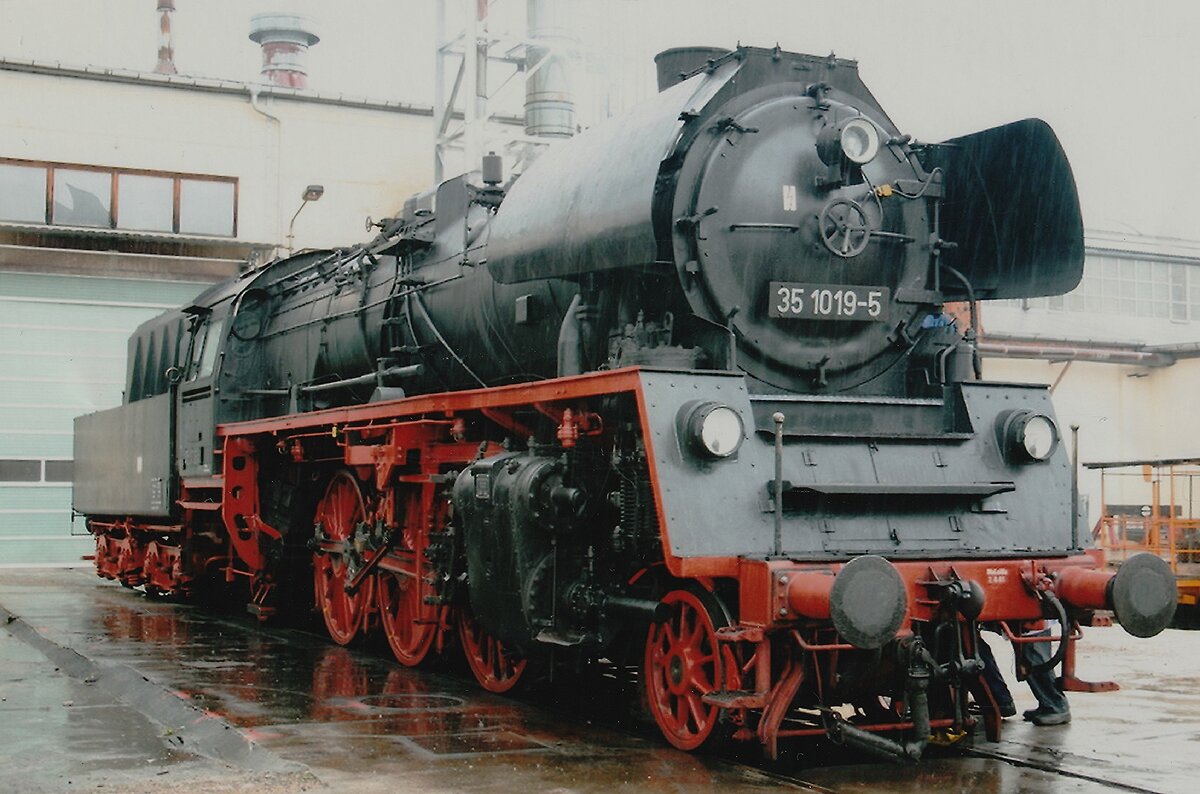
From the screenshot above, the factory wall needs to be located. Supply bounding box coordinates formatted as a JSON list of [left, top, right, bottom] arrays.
[[0, 65, 440, 564], [0, 66, 435, 251], [984, 356, 1200, 532]]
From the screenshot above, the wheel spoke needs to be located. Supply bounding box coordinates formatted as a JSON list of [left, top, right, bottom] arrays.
[[673, 693, 687, 728], [662, 625, 680, 655], [685, 692, 706, 729], [687, 653, 715, 691]]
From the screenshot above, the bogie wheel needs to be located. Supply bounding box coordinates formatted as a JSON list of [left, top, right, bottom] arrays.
[[644, 586, 732, 751], [312, 471, 374, 645], [457, 605, 527, 693]]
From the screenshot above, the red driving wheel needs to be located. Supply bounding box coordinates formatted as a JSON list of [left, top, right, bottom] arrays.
[[378, 567, 437, 666], [457, 605, 527, 693], [377, 488, 439, 666], [312, 471, 374, 645]]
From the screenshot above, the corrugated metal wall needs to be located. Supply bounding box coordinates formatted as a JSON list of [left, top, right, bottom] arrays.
[[0, 271, 208, 565]]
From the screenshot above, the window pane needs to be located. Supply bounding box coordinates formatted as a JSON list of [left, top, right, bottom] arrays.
[[0, 459, 41, 482], [53, 169, 112, 227], [118, 174, 174, 231], [43, 460, 74, 482], [199, 319, 223, 378], [189, 318, 225, 381], [179, 179, 235, 236], [0, 163, 47, 223]]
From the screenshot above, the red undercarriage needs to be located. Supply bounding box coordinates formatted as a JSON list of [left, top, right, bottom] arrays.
[[86, 368, 1116, 756]]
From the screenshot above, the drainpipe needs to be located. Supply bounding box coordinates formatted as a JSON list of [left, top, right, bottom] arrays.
[[248, 86, 283, 257]]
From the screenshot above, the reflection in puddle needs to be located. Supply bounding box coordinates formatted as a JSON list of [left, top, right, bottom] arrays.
[[356, 692, 465, 711], [400, 729, 554, 759], [78, 589, 553, 765]]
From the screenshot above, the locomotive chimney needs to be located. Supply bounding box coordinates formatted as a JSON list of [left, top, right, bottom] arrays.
[[524, 0, 576, 138], [654, 46, 730, 92], [154, 0, 177, 75], [248, 12, 320, 89]]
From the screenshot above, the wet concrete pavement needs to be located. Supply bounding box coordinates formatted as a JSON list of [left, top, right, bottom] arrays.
[[1, 568, 1197, 793]]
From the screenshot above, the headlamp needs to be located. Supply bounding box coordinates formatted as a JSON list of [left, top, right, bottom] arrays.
[[817, 116, 881, 168], [839, 118, 880, 165], [997, 410, 1059, 463], [679, 401, 745, 460]]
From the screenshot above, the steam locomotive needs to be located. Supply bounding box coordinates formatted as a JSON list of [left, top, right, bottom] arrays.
[[74, 45, 1177, 760]]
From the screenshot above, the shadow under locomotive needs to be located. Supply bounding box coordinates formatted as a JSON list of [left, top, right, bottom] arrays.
[[72, 45, 1176, 763]]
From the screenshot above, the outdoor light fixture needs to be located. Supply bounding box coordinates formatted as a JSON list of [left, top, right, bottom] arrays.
[[287, 183, 325, 253]]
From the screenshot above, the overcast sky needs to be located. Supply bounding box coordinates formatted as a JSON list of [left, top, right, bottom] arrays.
[[3, 0, 1199, 239]]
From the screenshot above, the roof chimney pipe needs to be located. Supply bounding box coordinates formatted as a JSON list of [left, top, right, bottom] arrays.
[[248, 13, 319, 89], [155, 0, 177, 75], [524, 0, 576, 138]]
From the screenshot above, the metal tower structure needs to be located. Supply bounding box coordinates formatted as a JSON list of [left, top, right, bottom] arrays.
[[433, 0, 577, 183]]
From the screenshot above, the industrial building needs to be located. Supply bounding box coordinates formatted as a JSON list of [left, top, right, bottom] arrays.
[[0, 8, 453, 563]]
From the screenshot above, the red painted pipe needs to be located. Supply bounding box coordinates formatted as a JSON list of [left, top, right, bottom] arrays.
[[787, 572, 835, 619], [1054, 567, 1112, 609]]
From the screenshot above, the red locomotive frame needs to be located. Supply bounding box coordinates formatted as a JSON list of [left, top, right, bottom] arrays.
[[88, 367, 1124, 756]]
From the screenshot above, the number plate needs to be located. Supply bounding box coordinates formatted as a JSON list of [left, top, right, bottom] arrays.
[[769, 282, 890, 322]]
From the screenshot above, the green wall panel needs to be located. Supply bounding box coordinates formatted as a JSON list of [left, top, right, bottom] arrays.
[[0, 381, 123, 408], [3, 351, 125, 383], [3, 326, 131, 357], [0, 272, 208, 305], [0, 272, 213, 564], [0, 512, 78, 539], [0, 299, 170, 331], [0, 536, 93, 565], [0, 433, 73, 458], [0, 405, 104, 433], [0, 486, 72, 510]]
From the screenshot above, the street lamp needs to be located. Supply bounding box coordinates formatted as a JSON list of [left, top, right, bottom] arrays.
[[286, 184, 324, 253]]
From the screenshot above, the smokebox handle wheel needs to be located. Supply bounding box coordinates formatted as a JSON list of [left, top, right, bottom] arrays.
[[457, 604, 527, 693], [644, 586, 731, 751], [818, 198, 871, 258], [312, 470, 374, 645]]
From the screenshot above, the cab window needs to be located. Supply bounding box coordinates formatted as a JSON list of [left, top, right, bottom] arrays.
[[188, 318, 225, 381]]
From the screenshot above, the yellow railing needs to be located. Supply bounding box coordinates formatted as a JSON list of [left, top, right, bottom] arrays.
[[1096, 515, 1200, 571]]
